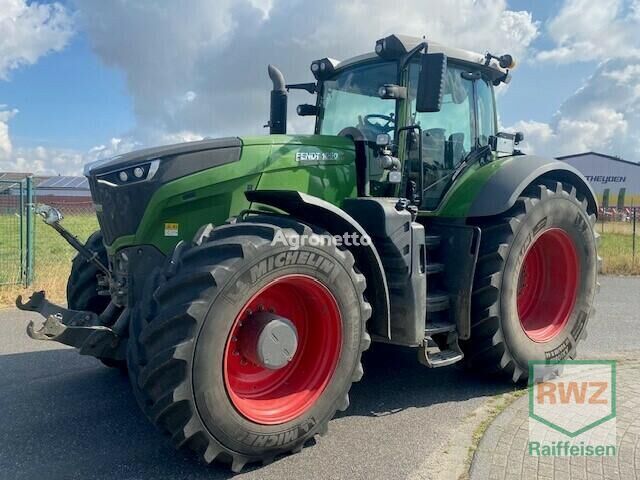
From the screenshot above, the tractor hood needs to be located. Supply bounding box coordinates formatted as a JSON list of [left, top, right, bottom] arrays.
[[86, 137, 243, 245], [86, 134, 355, 246]]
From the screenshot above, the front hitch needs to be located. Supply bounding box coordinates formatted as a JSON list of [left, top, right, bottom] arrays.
[[16, 291, 126, 361], [34, 204, 111, 278]]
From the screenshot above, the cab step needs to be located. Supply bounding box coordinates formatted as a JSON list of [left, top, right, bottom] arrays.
[[418, 334, 464, 368], [425, 320, 456, 336], [426, 262, 444, 275], [425, 235, 440, 250], [426, 290, 449, 312]]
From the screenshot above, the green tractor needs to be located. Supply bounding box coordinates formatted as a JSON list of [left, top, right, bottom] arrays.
[[18, 34, 598, 471]]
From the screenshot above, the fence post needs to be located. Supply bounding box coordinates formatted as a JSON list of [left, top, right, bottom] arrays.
[[19, 180, 25, 285], [25, 176, 35, 286], [633, 207, 637, 264]]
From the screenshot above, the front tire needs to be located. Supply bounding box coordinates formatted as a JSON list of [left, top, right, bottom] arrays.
[[127, 216, 371, 471], [464, 181, 598, 382], [67, 230, 124, 369], [67, 230, 110, 313]]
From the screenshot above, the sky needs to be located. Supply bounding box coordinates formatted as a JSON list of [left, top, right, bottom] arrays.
[[1, 0, 640, 175]]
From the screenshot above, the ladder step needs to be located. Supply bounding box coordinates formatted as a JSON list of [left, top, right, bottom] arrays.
[[426, 263, 444, 275], [424, 349, 464, 368], [426, 290, 449, 312], [419, 335, 464, 368], [425, 321, 456, 336], [425, 235, 440, 249]]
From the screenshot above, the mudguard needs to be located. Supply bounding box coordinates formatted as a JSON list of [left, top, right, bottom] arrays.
[[245, 190, 391, 339], [468, 155, 598, 217]]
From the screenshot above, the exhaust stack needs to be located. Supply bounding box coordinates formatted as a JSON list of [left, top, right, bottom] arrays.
[[268, 64, 287, 135]]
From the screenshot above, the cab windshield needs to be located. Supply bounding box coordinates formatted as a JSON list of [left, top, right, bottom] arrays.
[[318, 61, 397, 141]]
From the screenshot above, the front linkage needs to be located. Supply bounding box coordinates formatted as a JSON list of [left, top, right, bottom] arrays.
[[16, 205, 126, 363]]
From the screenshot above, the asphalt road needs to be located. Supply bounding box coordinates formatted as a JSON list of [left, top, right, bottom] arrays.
[[0, 276, 638, 480]]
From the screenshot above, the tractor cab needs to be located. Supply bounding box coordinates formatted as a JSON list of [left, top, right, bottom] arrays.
[[280, 34, 517, 210]]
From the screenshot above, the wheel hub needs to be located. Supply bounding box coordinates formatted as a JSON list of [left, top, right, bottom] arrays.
[[516, 228, 579, 343], [224, 274, 342, 425], [238, 312, 298, 370]]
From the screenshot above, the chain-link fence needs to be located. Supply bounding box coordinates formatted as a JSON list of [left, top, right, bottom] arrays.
[[597, 206, 639, 274], [0, 178, 32, 286], [30, 184, 98, 299], [0, 176, 98, 305]]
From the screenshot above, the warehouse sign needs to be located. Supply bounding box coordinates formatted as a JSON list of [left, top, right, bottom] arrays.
[[558, 152, 640, 208], [585, 175, 627, 184]]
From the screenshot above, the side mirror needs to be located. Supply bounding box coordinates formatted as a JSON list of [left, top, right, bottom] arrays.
[[514, 131, 524, 144], [416, 53, 447, 112], [297, 104, 319, 116]]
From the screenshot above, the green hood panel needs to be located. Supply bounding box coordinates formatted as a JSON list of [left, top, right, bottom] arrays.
[[107, 135, 357, 255]]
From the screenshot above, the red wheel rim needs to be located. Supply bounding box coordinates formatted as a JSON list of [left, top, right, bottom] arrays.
[[224, 274, 342, 425], [517, 228, 579, 342]]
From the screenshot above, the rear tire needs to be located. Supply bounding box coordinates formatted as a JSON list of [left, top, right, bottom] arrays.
[[464, 181, 598, 382], [127, 215, 371, 471]]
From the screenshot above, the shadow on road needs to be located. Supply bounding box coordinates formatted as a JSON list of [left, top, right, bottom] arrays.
[[0, 345, 513, 480]]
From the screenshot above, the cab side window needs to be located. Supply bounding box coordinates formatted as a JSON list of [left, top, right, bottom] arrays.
[[476, 79, 496, 146], [411, 66, 474, 170]]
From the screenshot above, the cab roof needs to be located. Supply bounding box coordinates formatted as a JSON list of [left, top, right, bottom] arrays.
[[334, 34, 508, 80]]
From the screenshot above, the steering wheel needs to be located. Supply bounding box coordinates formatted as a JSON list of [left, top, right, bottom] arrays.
[[363, 114, 395, 133]]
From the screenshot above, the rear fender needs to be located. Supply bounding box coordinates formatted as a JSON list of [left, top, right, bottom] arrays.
[[245, 190, 391, 339], [468, 155, 599, 217]]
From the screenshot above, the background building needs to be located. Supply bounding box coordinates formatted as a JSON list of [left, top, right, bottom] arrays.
[[557, 152, 640, 208], [0, 172, 91, 212]]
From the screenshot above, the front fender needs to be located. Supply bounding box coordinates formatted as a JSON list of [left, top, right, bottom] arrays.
[[461, 155, 598, 218], [245, 190, 391, 340]]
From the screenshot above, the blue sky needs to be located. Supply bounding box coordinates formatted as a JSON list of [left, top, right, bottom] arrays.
[[0, 32, 133, 150], [1, 0, 639, 174]]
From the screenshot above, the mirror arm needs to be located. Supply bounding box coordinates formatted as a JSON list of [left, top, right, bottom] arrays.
[[400, 41, 428, 70], [398, 124, 423, 206], [286, 82, 317, 94]]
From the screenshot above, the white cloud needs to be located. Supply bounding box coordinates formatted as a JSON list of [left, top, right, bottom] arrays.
[[510, 57, 640, 160], [0, 106, 18, 160], [0, 0, 74, 79], [536, 0, 640, 63], [3, 1, 539, 174], [74, 0, 538, 143], [0, 107, 137, 175]]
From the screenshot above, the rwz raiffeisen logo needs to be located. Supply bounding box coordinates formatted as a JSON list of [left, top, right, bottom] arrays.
[[528, 360, 617, 457], [295, 151, 341, 163]]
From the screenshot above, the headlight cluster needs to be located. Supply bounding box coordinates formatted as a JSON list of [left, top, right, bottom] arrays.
[[309, 58, 338, 80], [96, 159, 160, 187]]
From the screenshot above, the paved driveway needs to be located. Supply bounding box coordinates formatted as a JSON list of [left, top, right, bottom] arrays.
[[0, 276, 637, 479]]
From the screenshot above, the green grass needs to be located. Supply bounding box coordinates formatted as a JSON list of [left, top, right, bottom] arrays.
[[0, 214, 98, 306], [0, 215, 638, 307], [597, 220, 640, 275]]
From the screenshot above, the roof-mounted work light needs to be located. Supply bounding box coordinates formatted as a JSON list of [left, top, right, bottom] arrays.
[[310, 58, 339, 80]]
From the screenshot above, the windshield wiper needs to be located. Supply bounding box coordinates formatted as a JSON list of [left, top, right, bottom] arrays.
[[450, 145, 492, 183], [423, 145, 492, 194]]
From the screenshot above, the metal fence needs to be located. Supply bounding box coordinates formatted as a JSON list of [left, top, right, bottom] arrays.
[[1, 176, 638, 288], [31, 182, 98, 291], [0, 176, 97, 288], [0, 178, 33, 286], [597, 206, 639, 270]]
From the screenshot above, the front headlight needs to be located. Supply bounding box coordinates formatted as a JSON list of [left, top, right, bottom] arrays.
[[95, 159, 160, 187]]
